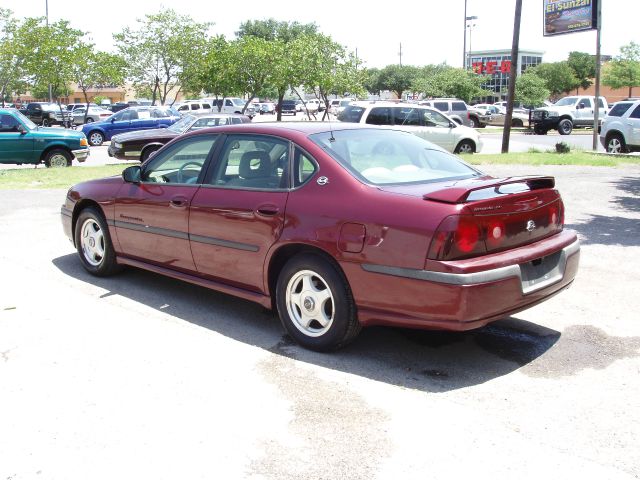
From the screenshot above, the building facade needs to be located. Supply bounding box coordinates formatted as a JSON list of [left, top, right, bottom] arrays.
[[467, 49, 544, 102]]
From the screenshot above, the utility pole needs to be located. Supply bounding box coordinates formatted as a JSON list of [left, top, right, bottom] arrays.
[[501, 0, 522, 154], [592, 0, 602, 151], [46, 0, 52, 103], [399, 43, 403, 66]]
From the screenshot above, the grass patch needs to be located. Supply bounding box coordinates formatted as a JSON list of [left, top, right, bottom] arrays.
[[0, 165, 127, 189], [468, 151, 640, 167]]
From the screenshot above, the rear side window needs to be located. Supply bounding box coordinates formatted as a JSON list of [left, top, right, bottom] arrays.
[[608, 102, 633, 117], [365, 107, 391, 125], [433, 102, 448, 112], [630, 105, 640, 119], [190, 104, 201, 110], [452, 102, 467, 111]]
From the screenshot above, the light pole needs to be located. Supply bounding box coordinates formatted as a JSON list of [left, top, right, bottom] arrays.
[[463, 0, 468, 68], [466, 15, 478, 69]]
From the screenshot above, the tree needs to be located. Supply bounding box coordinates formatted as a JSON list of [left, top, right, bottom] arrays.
[[363, 67, 383, 97], [602, 42, 640, 98], [236, 19, 320, 121], [411, 65, 491, 103], [73, 44, 126, 122], [0, 9, 29, 105], [236, 18, 318, 42], [114, 9, 211, 105], [198, 36, 242, 109], [567, 51, 596, 94], [411, 64, 450, 98], [378, 64, 419, 99], [530, 62, 579, 100], [515, 71, 550, 106]]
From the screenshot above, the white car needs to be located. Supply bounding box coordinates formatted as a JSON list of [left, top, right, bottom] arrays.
[[70, 106, 113, 125], [304, 99, 321, 113], [338, 101, 483, 154], [600, 99, 640, 153]]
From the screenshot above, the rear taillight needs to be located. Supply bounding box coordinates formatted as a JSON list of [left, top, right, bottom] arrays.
[[427, 215, 485, 261]]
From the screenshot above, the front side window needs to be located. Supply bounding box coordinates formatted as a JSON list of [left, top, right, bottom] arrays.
[[141, 135, 218, 184], [579, 99, 592, 108], [0, 114, 20, 133], [608, 102, 632, 117], [207, 135, 289, 190], [190, 104, 201, 110], [310, 128, 479, 186], [393, 107, 422, 126], [422, 109, 452, 128]]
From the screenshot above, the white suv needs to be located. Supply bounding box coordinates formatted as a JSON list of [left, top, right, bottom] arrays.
[[600, 100, 640, 153], [338, 101, 482, 154]]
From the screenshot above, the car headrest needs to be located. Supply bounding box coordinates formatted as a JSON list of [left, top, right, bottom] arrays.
[[239, 151, 271, 179]]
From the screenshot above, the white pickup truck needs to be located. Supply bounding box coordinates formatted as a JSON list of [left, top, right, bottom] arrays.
[[531, 95, 609, 135]]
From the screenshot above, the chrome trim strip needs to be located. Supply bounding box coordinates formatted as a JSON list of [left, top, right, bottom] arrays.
[[362, 239, 580, 295], [114, 220, 259, 252], [114, 220, 189, 240], [60, 206, 72, 218], [189, 233, 259, 252]]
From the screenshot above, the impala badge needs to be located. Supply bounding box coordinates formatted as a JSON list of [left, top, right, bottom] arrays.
[[526, 220, 536, 232], [317, 176, 329, 186]]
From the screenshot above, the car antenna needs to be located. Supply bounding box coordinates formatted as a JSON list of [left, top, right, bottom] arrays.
[[328, 108, 336, 142]]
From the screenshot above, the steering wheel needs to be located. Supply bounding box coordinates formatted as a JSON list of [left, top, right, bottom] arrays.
[[372, 141, 395, 155], [177, 161, 203, 184]]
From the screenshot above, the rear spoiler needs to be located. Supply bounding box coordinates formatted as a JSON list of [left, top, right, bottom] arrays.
[[423, 176, 555, 204]]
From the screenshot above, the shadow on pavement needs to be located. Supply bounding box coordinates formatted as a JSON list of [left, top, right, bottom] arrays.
[[52, 253, 638, 393]]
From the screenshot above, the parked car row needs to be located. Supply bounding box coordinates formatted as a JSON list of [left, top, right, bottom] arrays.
[[338, 101, 482, 154]]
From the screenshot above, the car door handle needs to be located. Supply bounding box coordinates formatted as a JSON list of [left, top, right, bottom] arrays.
[[256, 204, 279, 216], [170, 196, 189, 209]]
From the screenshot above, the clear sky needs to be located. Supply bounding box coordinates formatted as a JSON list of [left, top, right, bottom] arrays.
[[6, 0, 636, 67]]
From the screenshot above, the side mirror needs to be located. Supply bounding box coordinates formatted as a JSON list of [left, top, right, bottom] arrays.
[[576, 104, 584, 110], [122, 165, 141, 183], [449, 121, 457, 128]]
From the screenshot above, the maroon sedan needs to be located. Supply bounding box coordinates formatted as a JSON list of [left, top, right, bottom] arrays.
[[61, 123, 580, 351]]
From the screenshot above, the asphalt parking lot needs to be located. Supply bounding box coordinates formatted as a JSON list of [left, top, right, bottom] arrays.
[[0, 164, 639, 479]]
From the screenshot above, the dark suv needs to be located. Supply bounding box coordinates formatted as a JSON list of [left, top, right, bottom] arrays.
[[278, 100, 297, 115]]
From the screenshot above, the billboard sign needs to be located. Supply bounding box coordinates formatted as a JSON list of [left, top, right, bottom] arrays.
[[543, 0, 598, 36]]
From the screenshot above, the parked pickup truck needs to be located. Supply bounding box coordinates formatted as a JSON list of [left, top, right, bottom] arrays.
[[0, 108, 90, 167], [19, 102, 73, 127], [531, 95, 609, 135]]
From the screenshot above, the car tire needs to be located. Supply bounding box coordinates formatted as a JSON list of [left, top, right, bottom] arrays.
[[511, 118, 524, 128], [276, 253, 360, 351], [88, 131, 104, 146], [454, 139, 476, 154], [606, 133, 628, 154], [468, 117, 478, 128], [74, 207, 121, 277], [558, 119, 573, 135], [41, 118, 50, 127], [44, 148, 72, 168], [85, 118, 94, 124]]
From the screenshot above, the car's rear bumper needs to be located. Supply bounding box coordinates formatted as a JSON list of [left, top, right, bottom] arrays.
[[343, 230, 580, 330]]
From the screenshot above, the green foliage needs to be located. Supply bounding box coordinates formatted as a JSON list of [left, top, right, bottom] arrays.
[[236, 19, 318, 42], [515, 71, 550, 106], [411, 65, 491, 103], [529, 62, 579, 99], [377, 64, 420, 99], [114, 9, 211, 105], [602, 42, 640, 97], [567, 51, 596, 92]]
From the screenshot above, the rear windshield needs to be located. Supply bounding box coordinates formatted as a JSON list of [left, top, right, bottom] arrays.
[[608, 102, 633, 117], [338, 105, 365, 123], [309, 128, 479, 186]]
